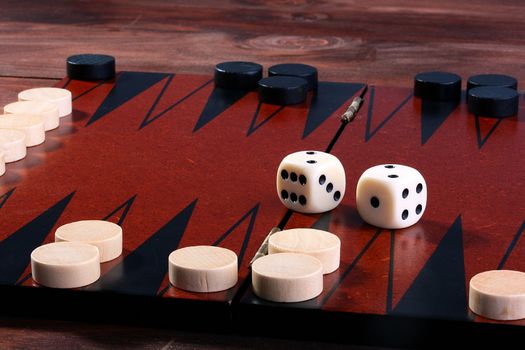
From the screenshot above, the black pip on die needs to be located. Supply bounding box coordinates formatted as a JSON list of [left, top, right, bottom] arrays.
[[356, 164, 427, 229], [277, 151, 345, 214]]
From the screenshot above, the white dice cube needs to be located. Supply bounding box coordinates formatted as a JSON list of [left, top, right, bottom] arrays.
[[356, 164, 427, 229], [276, 151, 345, 214]]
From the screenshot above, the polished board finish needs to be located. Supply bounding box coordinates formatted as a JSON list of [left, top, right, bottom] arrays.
[[0, 72, 523, 347]]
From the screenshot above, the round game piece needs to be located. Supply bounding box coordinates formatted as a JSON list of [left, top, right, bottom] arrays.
[[168, 246, 238, 293], [31, 242, 101, 289], [0, 151, 5, 177], [0, 129, 26, 162], [258, 76, 308, 106], [467, 86, 519, 118], [268, 63, 318, 92], [251, 252, 323, 303], [467, 74, 517, 93], [18, 87, 72, 117], [0, 114, 45, 147], [469, 270, 525, 321], [55, 220, 123, 263], [214, 61, 263, 90], [268, 228, 340, 274], [4, 100, 60, 131], [414, 71, 462, 101], [67, 54, 116, 81]]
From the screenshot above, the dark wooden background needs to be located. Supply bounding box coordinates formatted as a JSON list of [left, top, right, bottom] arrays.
[[0, 0, 523, 348]]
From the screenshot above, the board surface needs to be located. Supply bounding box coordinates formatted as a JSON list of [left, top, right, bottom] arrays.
[[0, 71, 524, 347]]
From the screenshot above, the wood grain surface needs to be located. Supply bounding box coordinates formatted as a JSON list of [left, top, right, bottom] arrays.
[[0, 0, 523, 348], [0, 317, 390, 350], [0, 0, 524, 86]]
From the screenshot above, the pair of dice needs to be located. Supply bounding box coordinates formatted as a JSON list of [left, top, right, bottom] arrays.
[[276, 151, 427, 229]]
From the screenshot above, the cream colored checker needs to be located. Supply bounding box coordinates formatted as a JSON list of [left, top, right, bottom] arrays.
[[31, 242, 101, 289], [0, 129, 27, 163], [469, 270, 525, 321], [0, 129, 26, 162], [0, 114, 45, 147], [55, 220, 123, 263], [169, 246, 238, 293], [251, 252, 323, 303], [4, 100, 60, 131], [268, 228, 340, 274], [0, 151, 5, 176], [18, 87, 72, 117]]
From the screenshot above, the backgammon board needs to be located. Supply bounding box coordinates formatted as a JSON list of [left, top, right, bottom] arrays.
[[0, 71, 523, 347]]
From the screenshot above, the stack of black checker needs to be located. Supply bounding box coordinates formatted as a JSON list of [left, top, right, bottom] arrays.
[[414, 71, 519, 118], [466, 74, 519, 118], [214, 61, 319, 106]]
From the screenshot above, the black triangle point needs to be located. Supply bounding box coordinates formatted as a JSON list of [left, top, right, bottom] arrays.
[[497, 220, 525, 270], [365, 88, 413, 142], [247, 104, 284, 136], [87, 71, 170, 126], [393, 216, 470, 320], [212, 204, 259, 266], [311, 211, 332, 231], [303, 82, 364, 139], [102, 194, 137, 226], [139, 74, 174, 128], [0, 188, 15, 210], [193, 87, 252, 132], [140, 77, 212, 129], [73, 78, 115, 102], [420, 99, 460, 145], [320, 229, 382, 306], [474, 115, 503, 149], [87, 199, 197, 296], [0, 192, 75, 284]]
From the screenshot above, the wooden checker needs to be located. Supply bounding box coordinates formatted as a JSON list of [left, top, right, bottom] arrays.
[[0, 71, 523, 347]]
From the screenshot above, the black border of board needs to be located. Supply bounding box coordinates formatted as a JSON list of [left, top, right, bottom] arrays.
[[1, 283, 525, 348], [233, 301, 525, 348], [0, 285, 231, 331]]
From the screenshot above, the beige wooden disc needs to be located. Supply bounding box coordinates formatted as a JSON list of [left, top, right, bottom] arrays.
[[168, 246, 238, 293], [31, 242, 100, 289], [55, 220, 123, 263], [4, 100, 60, 131], [0, 114, 45, 147], [18, 87, 72, 117], [0, 151, 5, 176], [0, 129, 26, 162], [268, 228, 341, 274], [469, 270, 525, 320], [251, 252, 323, 303]]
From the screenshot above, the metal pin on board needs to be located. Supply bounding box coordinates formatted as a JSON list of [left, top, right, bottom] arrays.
[[340, 85, 368, 124], [249, 226, 281, 266]]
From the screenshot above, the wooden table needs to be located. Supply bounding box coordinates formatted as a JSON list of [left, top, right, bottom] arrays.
[[1, 1, 523, 348]]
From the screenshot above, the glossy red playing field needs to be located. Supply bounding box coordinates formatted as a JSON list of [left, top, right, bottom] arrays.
[[0, 71, 523, 347]]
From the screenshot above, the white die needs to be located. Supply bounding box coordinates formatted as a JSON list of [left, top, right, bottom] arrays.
[[276, 151, 346, 214], [356, 164, 427, 229]]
